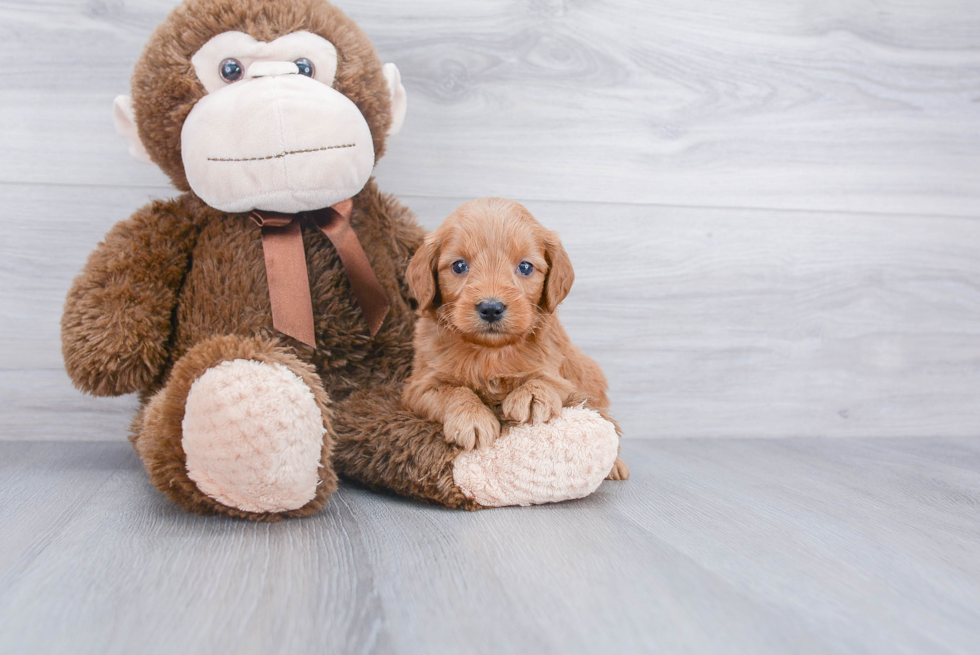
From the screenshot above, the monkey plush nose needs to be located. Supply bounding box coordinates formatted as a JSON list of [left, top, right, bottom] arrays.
[[248, 61, 300, 78], [477, 299, 506, 323]]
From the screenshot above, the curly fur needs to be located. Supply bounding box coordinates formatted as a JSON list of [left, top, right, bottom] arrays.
[[402, 199, 610, 431], [402, 198, 628, 478]]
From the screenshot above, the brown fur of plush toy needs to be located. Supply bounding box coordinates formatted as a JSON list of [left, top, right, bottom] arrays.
[[331, 387, 481, 510], [64, 0, 625, 518], [62, 0, 473, 518], [135, 334, 337, 520]]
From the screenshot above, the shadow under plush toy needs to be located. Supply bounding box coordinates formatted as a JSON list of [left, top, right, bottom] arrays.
[[61, 0, 620, 520]]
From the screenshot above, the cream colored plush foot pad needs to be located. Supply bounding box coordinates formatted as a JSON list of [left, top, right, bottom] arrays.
[[452, 407, 619, 507], [182, 359, 325, 513]]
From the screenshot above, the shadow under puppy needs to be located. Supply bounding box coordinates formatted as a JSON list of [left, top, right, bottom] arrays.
[[403, 197, 629, 481]]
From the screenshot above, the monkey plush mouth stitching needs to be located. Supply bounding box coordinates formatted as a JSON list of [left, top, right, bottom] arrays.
[[207, 143, 355, 163]]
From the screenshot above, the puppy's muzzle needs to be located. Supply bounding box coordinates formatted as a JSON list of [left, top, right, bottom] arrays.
[[476, 299, 506, 324]]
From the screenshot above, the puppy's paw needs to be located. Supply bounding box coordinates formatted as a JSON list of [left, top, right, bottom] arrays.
[[443, 402, 501, 450], [502, 381, 563, 425], [606, 457, 630, 481]]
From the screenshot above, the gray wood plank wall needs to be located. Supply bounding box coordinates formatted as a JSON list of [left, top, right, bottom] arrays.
[[1, 0, 979, 440]]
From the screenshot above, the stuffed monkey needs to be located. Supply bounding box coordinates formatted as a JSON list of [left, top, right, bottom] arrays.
[[61, 0, 620, 520]]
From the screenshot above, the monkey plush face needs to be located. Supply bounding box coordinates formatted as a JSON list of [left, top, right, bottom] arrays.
[[113, 0, 407, 214], [179, 30, 381, 213]]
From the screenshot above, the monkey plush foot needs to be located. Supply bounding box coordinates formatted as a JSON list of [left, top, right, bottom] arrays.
[[451, 407, 620, 507], [136, 335, 335, 520], [331, 389, 620, 510], [182, 359, 326, 513]]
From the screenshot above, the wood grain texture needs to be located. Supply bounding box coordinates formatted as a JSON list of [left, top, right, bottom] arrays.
[[4, 2, 979, 651], [4, 184, 979, 439], [0, 370, 137, 441], [0, 0, 979, 214], [415, 197, 980, 439], [1, 439, 978, 654], [2, 0, 979, 440]]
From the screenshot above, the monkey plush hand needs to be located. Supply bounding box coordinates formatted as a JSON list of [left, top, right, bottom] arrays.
[[62, 0, 619, 520]]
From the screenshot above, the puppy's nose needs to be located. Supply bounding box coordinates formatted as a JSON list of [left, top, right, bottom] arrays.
[[476, 299, 506, 323]]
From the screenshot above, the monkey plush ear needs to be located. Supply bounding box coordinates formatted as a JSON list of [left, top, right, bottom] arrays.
[[383, 63, 407, 137], [112, 95, 153, 165]]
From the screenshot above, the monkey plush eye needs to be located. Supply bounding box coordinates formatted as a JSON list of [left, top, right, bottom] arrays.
[[451, 260, 468, 275], [517, 261, 534, 276], [294, 58, 315, 77], [219, 58, 243, 82]]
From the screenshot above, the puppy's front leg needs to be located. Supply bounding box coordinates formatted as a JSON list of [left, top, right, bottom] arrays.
[[443, 389, 501, 450], [501, 378, 570, 425], [403, 382, 500, 450]]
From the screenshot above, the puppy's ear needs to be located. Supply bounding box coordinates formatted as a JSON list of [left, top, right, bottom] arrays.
[[406, 234, 442, 311], [541, 231, 574, 313]]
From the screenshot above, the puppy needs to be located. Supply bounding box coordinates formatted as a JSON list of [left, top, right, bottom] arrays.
[[403, 198, 628, 481]]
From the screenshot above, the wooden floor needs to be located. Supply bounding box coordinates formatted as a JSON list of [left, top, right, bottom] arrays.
[[1, 438, 978, 655]]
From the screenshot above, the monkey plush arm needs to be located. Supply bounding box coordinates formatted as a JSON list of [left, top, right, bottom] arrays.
[[62, 198, 199, 396], [358, 182, 425, 307]]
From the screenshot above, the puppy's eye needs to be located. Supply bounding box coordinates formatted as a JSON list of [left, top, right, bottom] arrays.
[[517, 261, 534, 276], [219, 58, 244, 82], [294, 58, 315, 77], [451, 260, 468, 274]]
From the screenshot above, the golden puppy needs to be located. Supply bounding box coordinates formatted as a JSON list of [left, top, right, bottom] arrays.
[[403, 198, 629, 481]]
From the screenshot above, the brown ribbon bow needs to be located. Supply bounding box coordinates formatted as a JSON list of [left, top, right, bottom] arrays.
[[251, 199, 389, 348]]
